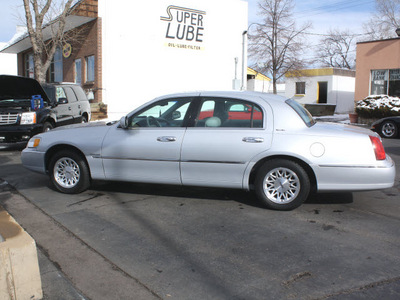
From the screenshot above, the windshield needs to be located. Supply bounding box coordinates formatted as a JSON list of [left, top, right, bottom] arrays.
[[285, 99, 315, 127]]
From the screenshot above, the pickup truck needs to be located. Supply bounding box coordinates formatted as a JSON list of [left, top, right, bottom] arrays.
[[0, 75, 91, 143]]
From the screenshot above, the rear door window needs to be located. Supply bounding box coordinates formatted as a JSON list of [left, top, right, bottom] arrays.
[[72, 86, 88, 102], [195, 98, 263, 128], [63, 87, 78, 103]]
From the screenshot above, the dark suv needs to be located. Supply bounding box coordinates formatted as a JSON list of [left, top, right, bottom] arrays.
[[0, 75, 91, 143]]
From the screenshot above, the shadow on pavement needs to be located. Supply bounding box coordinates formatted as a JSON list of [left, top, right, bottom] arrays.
[[90, 181, 353, 209], [90, 180, 264, 208], [306, 192, 353, 205]]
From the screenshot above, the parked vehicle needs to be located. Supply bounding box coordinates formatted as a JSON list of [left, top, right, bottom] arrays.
[[371, 116, 400, 138], [21, 91, 395, 210], [0, 75, 91, 143]]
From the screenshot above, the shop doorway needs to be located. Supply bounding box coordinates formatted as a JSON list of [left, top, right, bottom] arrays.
[[318, 82, 328, 104]]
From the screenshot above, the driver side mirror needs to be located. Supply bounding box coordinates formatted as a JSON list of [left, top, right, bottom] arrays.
[[58, 97, 68, 104], [172, 111, 181, 120], [119, 116, 129, 129]]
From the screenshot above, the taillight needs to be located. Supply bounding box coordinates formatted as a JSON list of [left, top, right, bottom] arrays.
[[369, 136, 386, 160]]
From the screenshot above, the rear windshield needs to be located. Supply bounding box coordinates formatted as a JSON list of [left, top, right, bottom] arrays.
[[285, 99, 315, 127]]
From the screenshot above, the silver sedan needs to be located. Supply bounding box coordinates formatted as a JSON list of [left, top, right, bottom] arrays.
[[21, 91, 396, 210]]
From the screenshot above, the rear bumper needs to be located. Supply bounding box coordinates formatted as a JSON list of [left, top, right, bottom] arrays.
[[0, 124, 44, 143], [314, 155, 396, 191]]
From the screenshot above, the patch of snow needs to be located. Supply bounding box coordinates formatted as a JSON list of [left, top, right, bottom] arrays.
[[356, 95, 400, 112]]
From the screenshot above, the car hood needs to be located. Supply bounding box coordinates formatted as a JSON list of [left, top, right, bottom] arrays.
[[0, 75, 50, 103], [51, 121, 112, 131]]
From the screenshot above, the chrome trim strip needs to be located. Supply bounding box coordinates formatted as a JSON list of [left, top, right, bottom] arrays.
[[319, 165, 388, 169], [181, 160, 246, 165], [99, 156, 179, 162], [95, 156, 245, 165]]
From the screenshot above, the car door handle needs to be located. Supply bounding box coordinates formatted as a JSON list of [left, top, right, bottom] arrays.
[[157, 136, 177, 142], [68, 107, 72, 110], [242, 137, 264, 143]]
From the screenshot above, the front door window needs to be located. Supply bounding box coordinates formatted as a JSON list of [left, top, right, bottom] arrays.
[[128, 98, 192, 128]]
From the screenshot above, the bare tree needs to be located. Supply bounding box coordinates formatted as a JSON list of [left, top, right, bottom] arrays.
[[317, 29, 356, 70], [23, 0, 74, 83], [363, 0, 400, 40], [248, 0, 312, 94]]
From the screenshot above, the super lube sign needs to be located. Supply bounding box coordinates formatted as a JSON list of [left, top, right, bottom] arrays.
[[161, 5, 206, 50]]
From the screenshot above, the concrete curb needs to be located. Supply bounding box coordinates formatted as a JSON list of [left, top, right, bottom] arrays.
[[0, 207, 43, 300]]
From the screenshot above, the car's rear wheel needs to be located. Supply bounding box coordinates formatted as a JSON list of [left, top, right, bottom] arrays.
[[255, 159, 310, 210], [49, 150, 90, 194], [380, 121, 398, 138]]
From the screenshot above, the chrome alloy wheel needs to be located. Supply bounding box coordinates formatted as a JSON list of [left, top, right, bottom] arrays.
[[53, 157, 81, 189], [263, 167, 300, 204], [381, 122, 396, 138]]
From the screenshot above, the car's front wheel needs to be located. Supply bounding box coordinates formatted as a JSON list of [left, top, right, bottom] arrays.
[[49, 150, 90, 194], [255, 159, 310, 210], [380, 121, 398, 138], [43, 122, 53, 132]]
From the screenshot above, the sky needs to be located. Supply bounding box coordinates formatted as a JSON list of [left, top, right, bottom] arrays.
[[0, 0, 377, 44], [248, 0, 376, 38]]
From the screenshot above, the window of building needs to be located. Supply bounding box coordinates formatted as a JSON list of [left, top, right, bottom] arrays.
[[86, 55, 95, 82], [370, 69, 400, 96], [371, 70, 388, 95], [295, 82, 306, 95], [389, 69, 400, 96], [75, 59, 82, 84], [25, 52, 34, 78], [48, 47, 63, 82]]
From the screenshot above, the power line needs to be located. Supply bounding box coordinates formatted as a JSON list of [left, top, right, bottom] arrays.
[[295, 0, 375, 17], [249, 23, 373, 38], [302, 31, 374, 37]]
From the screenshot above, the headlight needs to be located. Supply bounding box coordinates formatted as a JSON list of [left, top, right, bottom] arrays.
[[20, 112, 37, 125], [27, 137, 41, 148]]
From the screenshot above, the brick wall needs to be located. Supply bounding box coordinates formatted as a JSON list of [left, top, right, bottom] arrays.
[[62, 19, 101, 103]]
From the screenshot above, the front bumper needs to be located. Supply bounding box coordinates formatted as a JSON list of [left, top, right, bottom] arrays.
[[21, 148, 47, 174], [0, 124, 44, 143]]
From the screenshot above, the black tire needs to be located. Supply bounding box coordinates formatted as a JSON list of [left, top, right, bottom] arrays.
[[43, 121, 54, 132], [81, 115, 88, 123], [49, 150, 90, 194], [254, 159, 310, 210], [380, 121, 398, 138]]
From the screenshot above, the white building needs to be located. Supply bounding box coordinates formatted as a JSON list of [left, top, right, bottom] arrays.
[[99, 0, 248, 119], [246, 67, 271, 93], [246, 67, 286, 96], [1, 0, 248, 120], [285, 68, 356, 114], [0, 43, 17, 75]]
